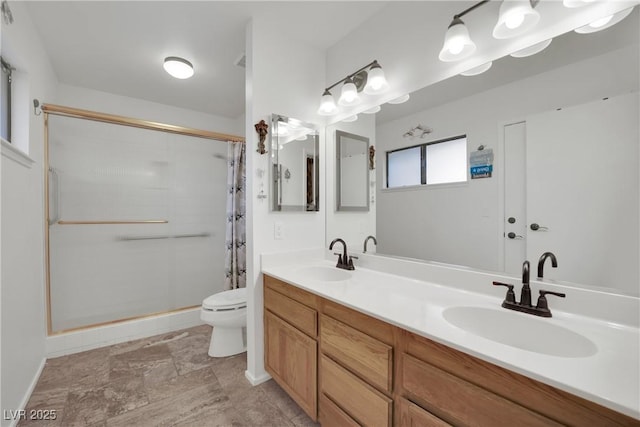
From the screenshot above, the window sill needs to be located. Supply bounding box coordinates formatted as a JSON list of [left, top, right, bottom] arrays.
[[1, 137, 34, 168], [381, 180, 468, 193]]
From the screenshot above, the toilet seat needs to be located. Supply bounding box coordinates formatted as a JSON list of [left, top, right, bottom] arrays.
[[202, 288, 247, 311]]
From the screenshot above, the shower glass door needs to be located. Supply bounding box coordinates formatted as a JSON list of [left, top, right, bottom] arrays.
[[47, 114, 227, 332]]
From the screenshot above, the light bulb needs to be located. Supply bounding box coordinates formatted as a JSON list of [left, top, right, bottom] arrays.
[[339, 78, 361, 106], [364, 62, 389, 95], [505, 12, 525, 29], [318, 90, 337, 115], [448, 39, 465, 55], [163, 57, 194, 79]]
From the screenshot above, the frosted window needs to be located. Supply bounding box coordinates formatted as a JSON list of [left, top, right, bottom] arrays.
[[426, 137, 467, 184], [387, 146, 422, 188]]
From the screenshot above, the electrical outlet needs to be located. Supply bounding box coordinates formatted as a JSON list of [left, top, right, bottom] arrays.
[[274, 221, 283, 240]]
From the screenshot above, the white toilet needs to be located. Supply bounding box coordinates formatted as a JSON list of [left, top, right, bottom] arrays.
[[200, 287, 247, 357]]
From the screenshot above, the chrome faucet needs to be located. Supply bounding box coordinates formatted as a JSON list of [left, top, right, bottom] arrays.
[[329, 238, 355, 270], [493, 260, 566, 317], [537, 252, 558, 279], [363, 235, 377, 253]]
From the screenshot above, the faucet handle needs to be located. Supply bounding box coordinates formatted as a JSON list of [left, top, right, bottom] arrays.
[[493, 281, 516, 304], [536, 290, 566, 310], [333, 252, 344, 266]]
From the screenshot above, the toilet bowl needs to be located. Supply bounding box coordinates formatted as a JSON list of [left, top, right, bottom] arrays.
[[200, 287, 247, 357]]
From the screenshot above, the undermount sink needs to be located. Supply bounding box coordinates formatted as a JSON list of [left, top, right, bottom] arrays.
[[443, 306, 597, 358], [295, 265, 352, 282]]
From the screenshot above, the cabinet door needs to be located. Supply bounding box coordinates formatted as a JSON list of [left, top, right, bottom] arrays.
[[265, 311, 317, 420], [398, 398, 452, 427]]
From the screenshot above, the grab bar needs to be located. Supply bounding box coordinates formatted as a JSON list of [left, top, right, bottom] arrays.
[[118, 232, 211, 241], [57, 220, 168, 225], [48, 167, 60, 225]]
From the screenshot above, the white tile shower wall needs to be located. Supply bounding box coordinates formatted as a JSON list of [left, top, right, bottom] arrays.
[[45, 308, 202, 358]]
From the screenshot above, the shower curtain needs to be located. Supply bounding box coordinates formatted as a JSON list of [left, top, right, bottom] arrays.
[[224, 141, 247, 290]]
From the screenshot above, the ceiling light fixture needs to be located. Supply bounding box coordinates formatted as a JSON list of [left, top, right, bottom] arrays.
[[163, 56, 194, 79], [493, 0, 540, 39], [460, 61, 493, 76], [574, 6, 634, 34], [510, 38, 552, 57], [317, 60, 389, 116]]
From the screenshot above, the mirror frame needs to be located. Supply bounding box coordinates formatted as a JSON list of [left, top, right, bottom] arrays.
[[270, 114, 320, 212], [335, 130, 370, 212]]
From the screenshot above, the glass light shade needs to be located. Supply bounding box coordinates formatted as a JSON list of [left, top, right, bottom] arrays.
[[460, 61, 493, 76], [163, 57, 194, 79], [318, 90, 338, 115], [510, 39, 552, 58], [338, 78, 361, 106], [574, 7, 634, 34], [343, 115, 358, 123], [439, 18, 476, 62], [363, 105, 381, 114], [563, 0, 595, 7], [387, 94, 410, 104], [364, 64, 390, 95], [493, 0, 540, 39]]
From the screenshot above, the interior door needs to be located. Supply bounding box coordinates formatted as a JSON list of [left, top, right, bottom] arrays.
[[525, 93, 639, 290], [503, 122, 527, 275]]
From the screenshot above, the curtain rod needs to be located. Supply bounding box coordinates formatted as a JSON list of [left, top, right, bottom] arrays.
[[42, 103, 245, 143]]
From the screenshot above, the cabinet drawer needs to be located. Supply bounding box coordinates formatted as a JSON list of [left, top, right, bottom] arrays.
[[264, 275, 317, 308], [402, 354, 560, 427], [397, 398, 452, 427], [321, 354, 392, 427], [319, 393, 360, 427], [265, 285, 317, 337], [320, 315, 393, 393], [264, 311, 317, 420]]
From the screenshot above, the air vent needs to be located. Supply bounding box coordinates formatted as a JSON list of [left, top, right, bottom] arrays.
[[234, 53, 246, 68]]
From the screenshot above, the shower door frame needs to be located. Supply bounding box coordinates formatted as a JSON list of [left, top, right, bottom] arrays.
[[43, 103, 244, 335]]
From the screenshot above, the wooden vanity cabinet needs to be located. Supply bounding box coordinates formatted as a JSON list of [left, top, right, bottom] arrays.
[[398, 330, 639, 427], [318, 299, 396, 426], [263, 276, 318, 420], [263, 275, 640, 427]]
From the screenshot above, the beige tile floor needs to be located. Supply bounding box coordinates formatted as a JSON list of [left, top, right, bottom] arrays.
[[18, 325, 319, 427]]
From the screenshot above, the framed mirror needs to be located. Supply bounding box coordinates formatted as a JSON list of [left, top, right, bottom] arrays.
[[336, 130, 369, 211], [270, 114, 319, 212]]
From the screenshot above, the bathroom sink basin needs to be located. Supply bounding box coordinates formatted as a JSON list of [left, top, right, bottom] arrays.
[[295, 265, 352, 282], [443, 306, 597, 358]]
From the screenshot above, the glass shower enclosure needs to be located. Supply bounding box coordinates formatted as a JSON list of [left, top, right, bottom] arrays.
[[45, 107, 239, 333]]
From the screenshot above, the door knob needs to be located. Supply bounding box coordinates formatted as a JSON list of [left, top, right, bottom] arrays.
[[507, 232, 524, 239], [530, 223, 549, 231]]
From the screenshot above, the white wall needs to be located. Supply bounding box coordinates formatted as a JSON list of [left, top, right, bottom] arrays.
[[325, 114, 376, 252], [1, 2, 57, 423], [376, 46, 639, 273], [244, 17, 326, 384]]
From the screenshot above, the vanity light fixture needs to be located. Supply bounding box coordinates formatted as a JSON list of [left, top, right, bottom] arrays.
[[163, 56, 194, 79], [510, 38, 552, 57], [460, 61, 493, 76], [574, 6, 634, 34], [439, 0, 542, 63], [493, 0, 540, 39], [387, 94, 411, 104], [317, 60, 389, 116]]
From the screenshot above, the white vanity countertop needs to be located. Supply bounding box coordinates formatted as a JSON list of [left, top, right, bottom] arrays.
[[261, 250, 640, 420]]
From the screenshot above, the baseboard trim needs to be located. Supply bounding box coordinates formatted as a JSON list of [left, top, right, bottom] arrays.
[[245, 369, 271, 386], [7, 358, 46, 427]]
